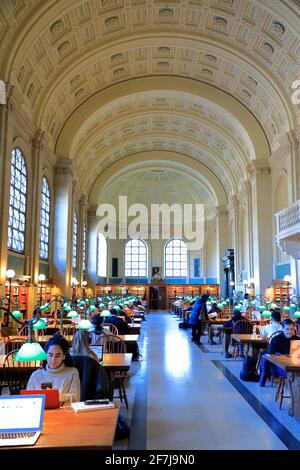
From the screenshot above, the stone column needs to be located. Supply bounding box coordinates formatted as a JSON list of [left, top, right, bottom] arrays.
[[87, 206, 99, 291], [231, 195, 239, 286], [26, 130, 45, 314], [216, 206, 229, 297], [78, 195, 87, 285], [0, 84, 14, 294], [53, 160, 74, 297], [287, 128, 300, 202], [247, 161, 273, 296]]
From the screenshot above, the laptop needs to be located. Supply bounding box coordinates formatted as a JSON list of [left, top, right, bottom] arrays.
[[0, 394, 45, 447], [90, 345, 103, 362], [20, 388, 60, 409], [290, 340, 300, 359]]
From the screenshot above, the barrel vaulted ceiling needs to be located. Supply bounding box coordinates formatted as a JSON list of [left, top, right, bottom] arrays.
[[1, 0, 300, 201]]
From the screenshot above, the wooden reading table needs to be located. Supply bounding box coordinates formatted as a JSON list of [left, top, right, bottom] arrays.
[[266, 354, 300, 419]]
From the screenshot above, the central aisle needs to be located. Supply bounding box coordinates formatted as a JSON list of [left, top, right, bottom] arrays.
[[128, 311, 287, 450]]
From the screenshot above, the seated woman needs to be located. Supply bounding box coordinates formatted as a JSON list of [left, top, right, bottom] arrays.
[[90, 313, 117, 345], [27, 334, 80, 403], [70, 330, 98, 361]]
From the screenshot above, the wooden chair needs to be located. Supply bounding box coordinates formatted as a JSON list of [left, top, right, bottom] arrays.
[[102, 336, 129, 409], [267, 331, 290, 411], [3, 350, 41, 394], [232, 319, 252, 359], [106, 323, 119, 336]]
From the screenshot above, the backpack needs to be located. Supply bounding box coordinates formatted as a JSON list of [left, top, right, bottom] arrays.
[[240, 355, 259, 382], [114, 414, 130, 440]]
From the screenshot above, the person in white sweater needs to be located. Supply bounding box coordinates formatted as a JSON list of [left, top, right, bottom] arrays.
[[27, 334, 80, 403], [260, 309, 283, 339]]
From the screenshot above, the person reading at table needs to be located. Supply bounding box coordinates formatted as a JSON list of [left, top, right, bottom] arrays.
[[70, 330, 98, 361], [207, 303, 222, 345], [27, 334, 80, 403], [260, 309, 282, 340], [223, 310, 252, 358], [259, 319, 300, 387]]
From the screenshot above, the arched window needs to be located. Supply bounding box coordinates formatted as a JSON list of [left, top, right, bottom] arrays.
[[165, 239, 187, 277], [82, 223, 86, 272], [72, 211, 78, 269], [7, 148, 27, 253], [97, 233, 107, 277], [39, 176, 51, 260], [125, 239, 147, 277]]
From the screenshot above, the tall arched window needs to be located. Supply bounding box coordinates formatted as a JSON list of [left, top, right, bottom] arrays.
[[82, 223, 86, 272], [125, 239, 147, 277], [165, 239, 187, 277], [7, 148, 27, 253], [97, 233, 107, 277], [72, 211, 78, 269], [39, 176, 51, 260]]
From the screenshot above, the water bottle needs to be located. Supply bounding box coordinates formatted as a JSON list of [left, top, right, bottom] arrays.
[[252, 325, 257, 339]]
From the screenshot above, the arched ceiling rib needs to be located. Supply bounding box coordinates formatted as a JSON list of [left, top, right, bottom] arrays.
[[88, 152, 228, 207], [1, 0, 300, 150]]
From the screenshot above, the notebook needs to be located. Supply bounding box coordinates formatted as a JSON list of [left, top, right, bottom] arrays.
[[20, 388, 60, 409], [0, 394, 45, 447], [290, 340, 300, 359], [90, 345, 103, 361], [71, 401, 115, 412]]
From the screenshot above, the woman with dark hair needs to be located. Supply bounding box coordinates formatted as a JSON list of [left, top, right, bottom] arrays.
[[26, 334, 80, 403]]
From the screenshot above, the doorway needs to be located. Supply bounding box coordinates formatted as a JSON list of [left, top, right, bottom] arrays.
[[150, 286, 166, 310]]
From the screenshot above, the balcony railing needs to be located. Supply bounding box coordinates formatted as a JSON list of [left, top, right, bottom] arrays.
[[275, 200, 300, 239]]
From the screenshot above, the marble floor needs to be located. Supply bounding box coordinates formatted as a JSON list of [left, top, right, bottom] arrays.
[[114, 311, 300, 450]]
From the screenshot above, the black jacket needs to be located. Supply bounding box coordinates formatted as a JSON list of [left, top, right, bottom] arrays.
[[72, 355, 110, 401]]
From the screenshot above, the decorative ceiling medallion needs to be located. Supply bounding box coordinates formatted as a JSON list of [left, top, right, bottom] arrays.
[[205, 54, 217, 63], [50, 19, 64, 35], [105, 16, 119, 26], [262, 42, 274, 55], [241, 89, 251, 100], [159, 8, 174, 18], [201, 69, 213, 77], [58, 41, 71, 55], [111, 53, 123, 62], [113, 68, 125, 76], [271, 21, 285, 36], [213, 16, 227, 29], [75, 88, 85, 99], [246, 76, 257, 88], [157, 61, 169, 70], [158, 46, 171, 55]]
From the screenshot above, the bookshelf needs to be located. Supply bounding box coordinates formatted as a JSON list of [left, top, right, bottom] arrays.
[[272, 280, 292, 304], [37, 283, 52, 304], [96, 284, 146, 298], [5, 284, 28, 315]]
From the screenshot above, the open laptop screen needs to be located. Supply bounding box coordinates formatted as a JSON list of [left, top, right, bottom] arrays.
[[90, 345, 103, 361], [0, 395, 45, 433]]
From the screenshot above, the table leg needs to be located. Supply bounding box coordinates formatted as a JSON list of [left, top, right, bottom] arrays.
[[287, 372, 300, 419]]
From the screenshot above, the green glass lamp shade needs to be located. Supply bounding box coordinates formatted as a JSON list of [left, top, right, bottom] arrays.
[[258, 306, 265, 312], [99, 303, 105, 308], [225, 299, 230, 304], [79, 300, 86, 306], [33, 319, 47, 330], [100, 310, 111, 317], [114, 306, 121, 311], [67, 310, 80, 318], [293, 311, 300, 318], [217, 303, 223, 308], [89, 305, 96, 312], [63, 302, 69, 308], [14, 342, 47, 362], [11, 310, 23, 319], [251, 301, 257, 306], [234, 306, 241, 311], [262, 310, 271, 318], [40, 303, 49, 311], [77, 319, 93, 330], [283, 306, 290, 312], [206, 301, 211, 307], [271, 303, 277, 309], [64, 306, 72, 313]]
